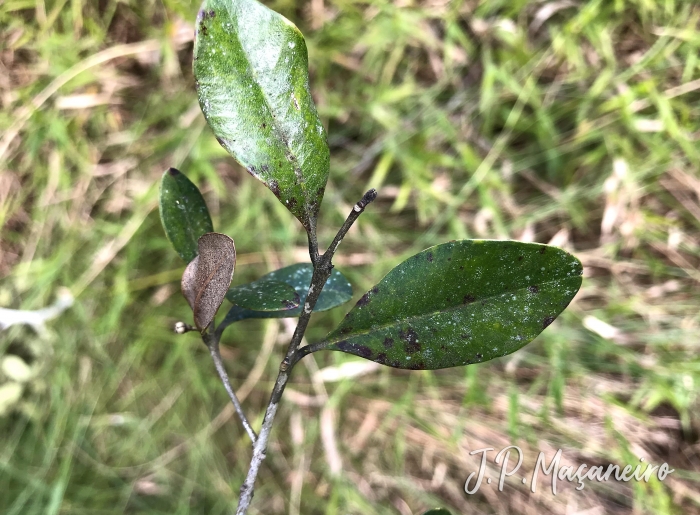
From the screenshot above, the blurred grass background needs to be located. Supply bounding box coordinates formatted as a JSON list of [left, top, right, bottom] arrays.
[[1, 0, 699, 513]]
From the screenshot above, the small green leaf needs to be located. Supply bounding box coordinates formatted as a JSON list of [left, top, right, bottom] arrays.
[[159, 168, 214, 263], [316, 240, 582, 370], [217, 264, 352, 328], [180, 233, 236, 331], [194, 0, 329, 230], [422, 509, 452, 515], [226, 278, 300, 311]]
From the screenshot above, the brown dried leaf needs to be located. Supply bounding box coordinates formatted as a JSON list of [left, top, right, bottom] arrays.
[[179, 233, 236, 331], [181, 255, 199, 311], [194, 233, 236, 330]]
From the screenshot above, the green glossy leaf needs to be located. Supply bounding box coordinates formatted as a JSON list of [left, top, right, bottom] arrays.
[[194, 0, 329, 230], [317, 240, 582, 370], [226, 278, 300, 311], [217, 264, 352, 328], [159, 168, 214, 263], [422, 510, 452, 515], [181, 233, 236, 331]]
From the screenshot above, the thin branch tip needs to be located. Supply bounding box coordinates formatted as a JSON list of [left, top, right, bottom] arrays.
[[174, 321, 195, 334], [206, 336, 258, 444], [361, 188, 378, 206]]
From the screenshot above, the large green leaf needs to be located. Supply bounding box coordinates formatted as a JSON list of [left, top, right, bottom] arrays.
[[193, 0, 329, 230], [226, 278, 300, 311], [217, 264, 352, 329], [316, 240, 582, 370], [159, 168, 213, 263]]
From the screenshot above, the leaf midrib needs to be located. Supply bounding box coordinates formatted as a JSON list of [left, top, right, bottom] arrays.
[[201, 0, 312, 214], [323, 274, 580, 345]]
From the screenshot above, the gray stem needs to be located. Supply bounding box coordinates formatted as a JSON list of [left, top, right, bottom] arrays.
[[205, 333, 258, 444], [235, 189, 377, 514]]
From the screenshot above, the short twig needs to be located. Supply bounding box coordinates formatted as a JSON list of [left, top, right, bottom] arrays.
[[235, 189, 377, 514], [203, 330, 258, 445]]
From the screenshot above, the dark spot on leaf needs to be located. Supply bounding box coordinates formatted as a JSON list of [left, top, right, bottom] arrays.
[[340, 326, 352, 334], [539, 247, 546, 254], [518, 255, 524, 261], [391, 360, 401, 368], [399, 327, 420, 354], [371, 286, 379, 294], [168, 168, 180, 176], [376, 353, 387, 364], [287, 197, 298, 209], [461, 333, 471, 339], [459, 266, 464, 270], [215, 136, 226, 147], [261, 164, 269, 173], [336, 340, 373, 359], [528, 285, 539, 294], [262, 123, 266, 129], [481, 300, 488, 306], [463, 294, 476, 304], [440, 344, 446, 350], [357, 345, 373, 358], [543, 316, 556, 328], [208, 9, 215, 17], [356, 292, 371, 307], [316, 186, 325, 197], [408, 361, 425, 370], [448, 257, 452, 261], [199, 22, 208, 36], [269, 180, 280, 198], [427, 252, 433, 262], [475, 353, 483, 360], [283, 299, 296, 310], [383, 337, 394, 349]]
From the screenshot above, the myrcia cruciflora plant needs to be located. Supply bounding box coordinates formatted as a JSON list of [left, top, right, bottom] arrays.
[[157, 0, 583, 512]]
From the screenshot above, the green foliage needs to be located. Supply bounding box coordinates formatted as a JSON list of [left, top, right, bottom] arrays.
[[218, 264, 352, 329], [321, 241, 582, 369], [159, 168, 214, 263], [226, 278, 300, 311], [6, 0, 699, 513], [422, 510, 452, 515], [193, 0, 330, 230]]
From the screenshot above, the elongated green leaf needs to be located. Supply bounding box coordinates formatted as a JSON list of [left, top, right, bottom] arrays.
[[217, 264, 352, 330], [226, 278, 300, 311], [194, 0, 329, 230], [316, 240, 582, 370], [159, 168, 213, 263], [181, 233, 236, 331]]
